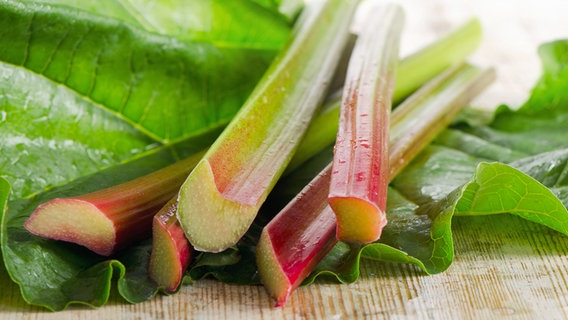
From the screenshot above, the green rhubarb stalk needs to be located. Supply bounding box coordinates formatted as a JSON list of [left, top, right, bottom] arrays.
[[389, 64, 496, 178], [257, 64, 495, 307], [393, 18, 482, 104], [24, 150, 205, 256], [148, 198, 192, 293], [176, 0, 359, 252], [328, 4, 403, 243], [287, 18, 483, 173]]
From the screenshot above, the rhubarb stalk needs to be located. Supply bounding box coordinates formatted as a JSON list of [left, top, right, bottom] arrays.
[[393, 18, 482, 104], [286, 18, 483, 174], [328, 4, 403, 243], [148, 198, 192, 292], [388, 64, 496, 178], [176, 0, 358, 252], [257, 64, 495, 306], [24, 150, 205, 256]]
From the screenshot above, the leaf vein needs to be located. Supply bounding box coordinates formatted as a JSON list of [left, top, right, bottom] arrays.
[[87, 47, 104, 98], [63, 27, 91, 84], [118, 50, 135, 114], [40, 30, 69, 75], [21, 11, 34, 66]]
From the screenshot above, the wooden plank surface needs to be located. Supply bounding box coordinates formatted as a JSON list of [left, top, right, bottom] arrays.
[[2, 0, 568, 318]]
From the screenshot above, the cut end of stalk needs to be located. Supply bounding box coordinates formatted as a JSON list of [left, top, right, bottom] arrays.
[[177, 160, 258, 252], [24, 198, 116, 256], [256, 229, 293, 307], [328, 197, 386, 243], [148, 212, 192, 293]]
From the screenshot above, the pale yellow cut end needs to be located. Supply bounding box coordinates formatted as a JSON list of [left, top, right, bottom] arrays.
[[328, 197, 385, 243], [256, 230, 292, 307], [177, 160, 258, 252], [24, 198, 116, 256]]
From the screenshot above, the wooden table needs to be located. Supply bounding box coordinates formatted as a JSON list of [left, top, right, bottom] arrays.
[[2, 0, 568, 318]]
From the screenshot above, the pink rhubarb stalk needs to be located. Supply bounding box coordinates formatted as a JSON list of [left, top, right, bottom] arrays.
[[328, 4, 403, 243], [24, 151, 205, 256], [176, 0, 358, 253], [148, 198, 192, 292], [257, 64, 495, 307]]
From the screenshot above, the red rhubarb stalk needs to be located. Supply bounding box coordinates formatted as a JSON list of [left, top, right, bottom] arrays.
[[24, 150, 205, 256], [328, 4, 403, 243], [256, 166, 336, 307], [148, 198, 192, 292], [176, 0, 358, 253], [257, 64, 495, 307]]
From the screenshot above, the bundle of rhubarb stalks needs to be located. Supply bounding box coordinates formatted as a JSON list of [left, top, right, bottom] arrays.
[[22, 0, 495, 308]]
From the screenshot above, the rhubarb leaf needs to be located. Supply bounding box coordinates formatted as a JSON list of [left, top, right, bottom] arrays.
[[0, 0, 294, 310], [0, 0, 291, 200], [62, 0, 292, 47], [29, 0, 296, 45], [0, 0, 281, 144], [0, 61, 157, 201], [520, 39, 568, 113], [456, 161, 568, 228], [304, 148, 568, 283]]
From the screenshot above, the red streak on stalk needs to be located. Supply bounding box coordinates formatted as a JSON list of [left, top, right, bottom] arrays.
[[329, 88, 390, 240], [80, 187, 174, 253], [328, 5, 402, 243], [154, 200, 191, 269], [268, 169, 335, 278], [271, 213, 336, 293], [259, 166, 338, 306]]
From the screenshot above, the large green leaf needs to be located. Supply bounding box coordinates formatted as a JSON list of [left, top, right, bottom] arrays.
[[0, 0, 285, 143], [520, 39, 568, 113], [0, 62, 156, 200], [0, 0, 293, 199], [301, 156, 568, 284], [0, 0, 296, 311], [30, 0, 294, 48]]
